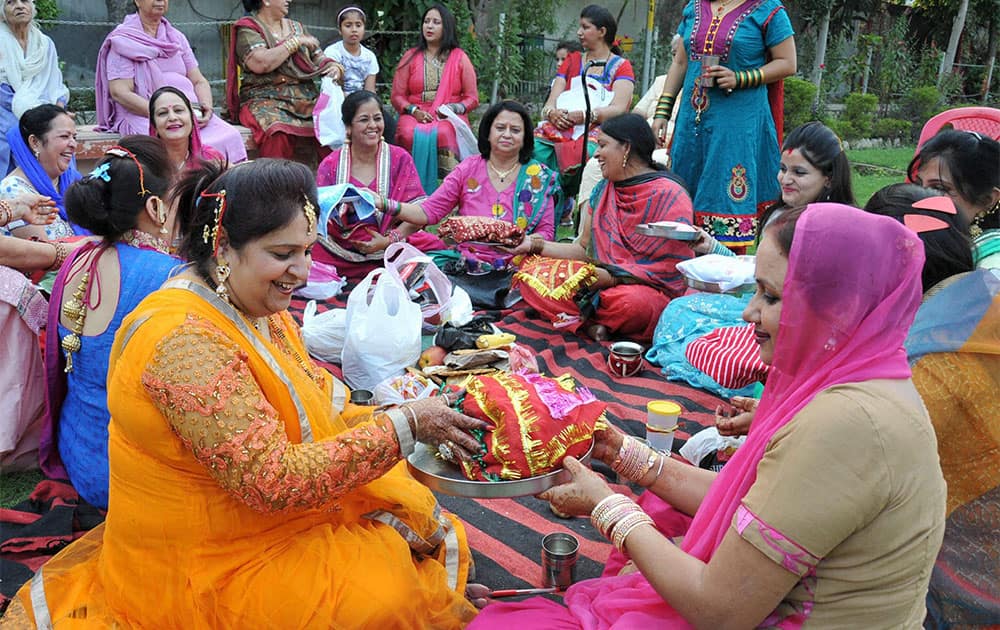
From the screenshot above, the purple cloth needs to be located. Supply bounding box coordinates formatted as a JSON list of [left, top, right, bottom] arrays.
[[95, 15, 246, 163]]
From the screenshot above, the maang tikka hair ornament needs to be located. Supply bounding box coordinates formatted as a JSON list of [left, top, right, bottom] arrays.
[[201, 189, 228, 256], [303, 195, 317, 234]]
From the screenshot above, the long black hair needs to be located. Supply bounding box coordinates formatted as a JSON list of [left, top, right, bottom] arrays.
[[66, 135, 173, 242], [865, 183, 974, 292], [580, 5, 621, 55]]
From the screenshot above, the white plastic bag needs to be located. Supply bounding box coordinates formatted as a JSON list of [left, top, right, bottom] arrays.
[[301, 301, 347, 363], [313, 77, 346, 149], [341, 267, 422, 390], [383, 242, 452, 330], [437, 105, 479, 160], [678, 427, 746, 468], [373, 372, 438, 406]]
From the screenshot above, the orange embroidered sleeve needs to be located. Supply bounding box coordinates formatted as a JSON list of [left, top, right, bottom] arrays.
[[141, 316, 404, 513]]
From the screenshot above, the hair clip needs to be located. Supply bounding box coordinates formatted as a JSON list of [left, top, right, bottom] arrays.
[[105, 145, 151, 197], [903, 214, 950, 234], [338, 6, 365, 21], [911, 196, 957, 215], [87, 163, 112, 183], [965, 130, 983, 141]]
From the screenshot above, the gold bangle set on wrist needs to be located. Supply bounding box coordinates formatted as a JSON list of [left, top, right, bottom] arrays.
[[282, 36, 300, 55], [50, 241, 70, 270], [529, 234, 545, 255], [734, 68, 765, 89], [0, 200, 13, 226], [653, 93, 676, 121]]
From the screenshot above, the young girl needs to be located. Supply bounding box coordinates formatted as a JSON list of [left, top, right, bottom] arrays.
[[324, 6, 379, 95]]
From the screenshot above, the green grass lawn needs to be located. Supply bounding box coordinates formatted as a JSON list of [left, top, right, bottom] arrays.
[[846, 145, 915, 207], [1, 468, 44, 507]]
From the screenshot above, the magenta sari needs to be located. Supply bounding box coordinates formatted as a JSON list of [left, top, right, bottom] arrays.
[[470, 203, 925, 628]]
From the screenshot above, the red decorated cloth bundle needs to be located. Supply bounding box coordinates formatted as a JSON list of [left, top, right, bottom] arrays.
[[437, 216, 525, 247], [457, 372, 607, 481]]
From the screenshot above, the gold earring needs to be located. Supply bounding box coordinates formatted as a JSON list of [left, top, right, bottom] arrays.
[[215, 260, 231, 301], [621, 150, 630, 170], [156, 200, 169, 234]]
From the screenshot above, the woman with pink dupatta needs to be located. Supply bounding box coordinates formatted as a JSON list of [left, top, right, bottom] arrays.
[[391, 4, 478, 193], [471, 204, 946, 628], [95, 0, 247, 164]]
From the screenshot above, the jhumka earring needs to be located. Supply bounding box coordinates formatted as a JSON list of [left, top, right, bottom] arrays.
[[156, 200, 169, 235], [215, 260, 231, 300]]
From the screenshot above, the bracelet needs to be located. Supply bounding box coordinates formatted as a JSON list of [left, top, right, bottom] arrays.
[[653, 93, 676, 121], [283, 36, 300, 54], [641, 454, 666, 488], [49, 241, 69, 270], [541, 106, 554, 120], [529, 234, 545, 256], [590, 494, 637, 538], [610, 511, 654, 552], [401, 405, 419, 439], [611, 435, 656, 483], [390, 199, 402, 217], [388, 229, 403, 244], [734, 68, 764, 89], [0, 200, 12, 226], [405, 104, 418, 116]]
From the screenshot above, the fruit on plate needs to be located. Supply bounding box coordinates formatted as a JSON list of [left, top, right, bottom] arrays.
[[418, 345, 447, 368]]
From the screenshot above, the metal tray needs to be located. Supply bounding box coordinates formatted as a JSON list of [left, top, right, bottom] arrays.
[[685, 277, 756, 294], [407, 441, 593, 499], [636, 222, 699, 241]]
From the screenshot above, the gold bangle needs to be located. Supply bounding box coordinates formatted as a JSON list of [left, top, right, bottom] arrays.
[[49, 241, 69, 270], [0, 200, 12, 226]]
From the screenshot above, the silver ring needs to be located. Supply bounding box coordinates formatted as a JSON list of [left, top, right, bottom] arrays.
[[437, 442, 455, 461]]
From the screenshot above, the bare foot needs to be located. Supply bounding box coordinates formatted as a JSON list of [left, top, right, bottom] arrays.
[[466, 583, 490, 609]]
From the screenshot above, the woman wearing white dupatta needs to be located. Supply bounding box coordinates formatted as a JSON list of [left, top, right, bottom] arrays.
[[0, 0, 69, 175]]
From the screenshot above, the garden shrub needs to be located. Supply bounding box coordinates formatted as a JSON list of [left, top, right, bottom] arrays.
[[842, 92, 878, 138], [900, 86, 945, 138], [872, 117, 912, 141], [783, 76, 817, 131]]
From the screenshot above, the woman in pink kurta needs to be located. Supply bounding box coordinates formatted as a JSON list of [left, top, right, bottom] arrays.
[[95, 8, 247, 163], [390, 4, 478, 193], [314, 90, 431, 283], [375, 101, 558, 266]]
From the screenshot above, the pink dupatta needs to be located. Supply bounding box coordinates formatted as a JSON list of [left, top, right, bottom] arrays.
[[472, 204, 926, 628], [95, 15, 186, 131]]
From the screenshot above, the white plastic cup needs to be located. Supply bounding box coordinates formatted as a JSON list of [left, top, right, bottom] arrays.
[[646, 400, 681, 455]]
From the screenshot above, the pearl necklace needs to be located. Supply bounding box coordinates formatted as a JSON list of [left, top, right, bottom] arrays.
[[487, 160, 518, 183]]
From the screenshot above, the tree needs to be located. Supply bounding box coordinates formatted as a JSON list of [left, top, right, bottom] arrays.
[[938, 0, 970, 85]]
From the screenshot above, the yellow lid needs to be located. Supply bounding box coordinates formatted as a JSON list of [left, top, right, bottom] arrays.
[[647, 400, 682, 416]]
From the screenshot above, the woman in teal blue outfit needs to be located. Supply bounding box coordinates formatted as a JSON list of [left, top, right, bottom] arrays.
[[651, 0, 796, 251]]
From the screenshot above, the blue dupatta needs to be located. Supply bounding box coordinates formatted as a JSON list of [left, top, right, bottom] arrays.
[[5, 124, 80, 222]]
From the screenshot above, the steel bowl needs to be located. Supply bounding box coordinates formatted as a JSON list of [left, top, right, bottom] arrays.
[[407, 441, 594, 499]]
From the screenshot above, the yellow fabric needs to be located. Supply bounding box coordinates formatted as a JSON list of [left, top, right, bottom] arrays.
[[912, 344, 1000, 516], [15, 284, 476, 628]]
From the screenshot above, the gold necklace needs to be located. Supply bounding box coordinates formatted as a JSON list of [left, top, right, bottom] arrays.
[[487, 160, 518, 183]]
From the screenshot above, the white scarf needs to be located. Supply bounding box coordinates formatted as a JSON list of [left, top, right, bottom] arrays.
[[0, 21, 69, 117]]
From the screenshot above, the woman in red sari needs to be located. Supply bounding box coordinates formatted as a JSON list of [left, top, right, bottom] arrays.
[[390, 3, 478, 193], [510, 113, 694, 342]]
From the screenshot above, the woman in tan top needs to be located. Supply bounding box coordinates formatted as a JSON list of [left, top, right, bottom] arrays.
[[470, 203, 946, 628]]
